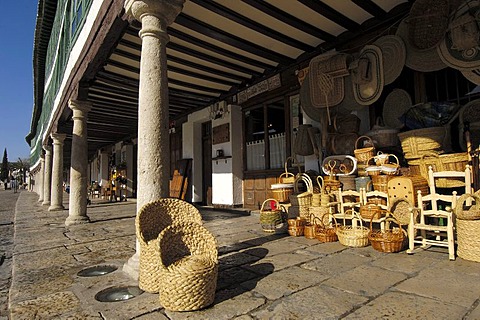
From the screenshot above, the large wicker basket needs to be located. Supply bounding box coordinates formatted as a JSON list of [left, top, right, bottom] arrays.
[[368, 214, 407, 253], [398, 127, 448, 159], [136, 198, 202, 293], [455, 193, 480, 262], [408, 152, 469, 188], [334, 210, 369, 247], [260, 199, 288, 234], [158, 222, 218, 312]]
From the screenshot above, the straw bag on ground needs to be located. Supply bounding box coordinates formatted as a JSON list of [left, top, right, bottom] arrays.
[[260, 199, 288, 234], [454, 193, 480, 262], [135, 198, 202, 293], [158, 222, 218, 312]]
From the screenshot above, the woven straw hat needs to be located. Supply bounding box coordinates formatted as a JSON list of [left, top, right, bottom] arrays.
[[437, 1, 480, 70], [351, 45, 384, 105], [383, 89, 413, 129], [462, 68, 480, 85], [407, 0, 450, 51], [308, 52, 350, 108], [396, 19, 446, 72], [373, 35, 406, 85]]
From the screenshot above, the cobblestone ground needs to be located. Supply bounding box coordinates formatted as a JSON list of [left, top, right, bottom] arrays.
[[0, 189, 20, 319]]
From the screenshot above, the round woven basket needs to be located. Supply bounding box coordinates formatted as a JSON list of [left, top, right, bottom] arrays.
[[333, 210, 369, 247], [315, 214, 338, 243], [158, 222, 218, 312], [368, 215, 407, 253], [136, 198, 202, 293]]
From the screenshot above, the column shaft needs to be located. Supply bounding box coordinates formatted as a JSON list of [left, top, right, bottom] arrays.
[[49, 133, 66, 211], [42, 146, 52, 205], [38, 155, 45, 202], [66, 100, 92, 226]]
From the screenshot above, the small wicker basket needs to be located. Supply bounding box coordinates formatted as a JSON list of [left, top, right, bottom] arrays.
[[334, 210, 370, 247], [290, 173, 313, 207], [354, 136, 376, 163], [359, 203, 385, 220], [315, 213, 338, 243], [368, 214, 407, 253]]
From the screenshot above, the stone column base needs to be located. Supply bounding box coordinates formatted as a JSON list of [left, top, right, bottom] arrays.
[[42, 201, 51, 206], [123, 252, 139, 281], [65, 215, 90, 226], [48, 205, 65, 211]]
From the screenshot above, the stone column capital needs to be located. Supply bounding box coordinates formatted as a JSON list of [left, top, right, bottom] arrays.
[[51, 133, 67, 144], [125, 0, 184, 36], [69, 99, 92, 120], [43, 145, 52, 153]]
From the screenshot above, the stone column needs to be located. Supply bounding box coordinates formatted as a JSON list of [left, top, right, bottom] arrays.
[[42, 145, 52, 205], [66, 99, 92, 226], [49, 133, 67, 211], [37, 154, 45, 202], [123, 0, 184, 280]]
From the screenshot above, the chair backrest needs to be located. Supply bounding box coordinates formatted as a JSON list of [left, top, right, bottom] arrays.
[[337, 187, 361, 215], [136, 198, 202, 243], [361, 189, 389, 210], [428, 165, 472, 208], [417, 189, 457, 218]]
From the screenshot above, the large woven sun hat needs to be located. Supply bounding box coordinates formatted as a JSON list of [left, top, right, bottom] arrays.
[[373, 35, 406, 85], [383, 89, 413, 129], [462, 68, 480, 85], [396, 19, 447, 72], [437, 0, 480, 70], [351, 45, 384, 105], [407, 0, 450, 51], [308, 52, 351, 108]]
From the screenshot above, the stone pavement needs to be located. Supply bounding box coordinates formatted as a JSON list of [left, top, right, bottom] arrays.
[[5, 191, 480, 319]]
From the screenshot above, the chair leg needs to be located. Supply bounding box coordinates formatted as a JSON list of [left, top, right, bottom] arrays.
[[407, 222, 415, 254], [447, 219, 455, 261]]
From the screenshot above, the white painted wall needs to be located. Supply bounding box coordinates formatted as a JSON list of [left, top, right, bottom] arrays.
[[183, 104, 243, 205]]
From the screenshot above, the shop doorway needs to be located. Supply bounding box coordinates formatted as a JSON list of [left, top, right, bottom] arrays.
[[202, 121, 212, 205]]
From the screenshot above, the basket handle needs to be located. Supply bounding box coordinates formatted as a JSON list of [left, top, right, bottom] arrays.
[[279, 172, 295, 181], [388, 154, 400, 166], [260, 198, 280, 212], [454, 193, 480, 219], [317, 175, 324, 192], [355, 135, 374, 150], [285, 156, 302, 175], [344, 209, 363, 228]]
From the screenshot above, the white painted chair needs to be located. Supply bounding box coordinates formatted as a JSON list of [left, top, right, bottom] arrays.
[[407, 165, 472, 260], [331, 188, 362, 226]]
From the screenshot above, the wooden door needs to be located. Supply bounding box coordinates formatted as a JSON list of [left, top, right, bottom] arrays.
[[202, 121, 212, 205]]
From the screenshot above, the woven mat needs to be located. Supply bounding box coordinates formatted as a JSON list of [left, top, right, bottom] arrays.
[[383, 89, 413, 129], [373, 35, 406, 85], [308, 53, 350, 108]]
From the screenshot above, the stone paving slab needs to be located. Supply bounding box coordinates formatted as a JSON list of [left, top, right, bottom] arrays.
[[6, 191, 480, 319]]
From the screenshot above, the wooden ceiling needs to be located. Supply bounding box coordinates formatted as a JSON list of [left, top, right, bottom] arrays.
[[56, 0, 412, 162]]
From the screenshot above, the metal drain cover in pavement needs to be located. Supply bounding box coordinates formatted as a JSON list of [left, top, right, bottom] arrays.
[[77, 265, 118, 277], [95, 286, 144, 302]]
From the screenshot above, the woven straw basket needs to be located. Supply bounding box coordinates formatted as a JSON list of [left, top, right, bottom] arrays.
[[354, 136, 376, 163], [315, 213, 338, 243], [158, 222, 218, 312], [334, 210, 369, 247], [136, 198, 202, 293], [455, 193, 480, 262], [398, 127, 447, 159], [260, 199, 288, 234], [368, 214, 407, 253]]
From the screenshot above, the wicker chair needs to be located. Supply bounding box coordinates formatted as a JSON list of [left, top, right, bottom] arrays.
[[136, 198, 202, 293], [158, 222, 218, 312]]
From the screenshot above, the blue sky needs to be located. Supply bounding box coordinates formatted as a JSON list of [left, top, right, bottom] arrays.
[[0, 1, 38, 163]]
